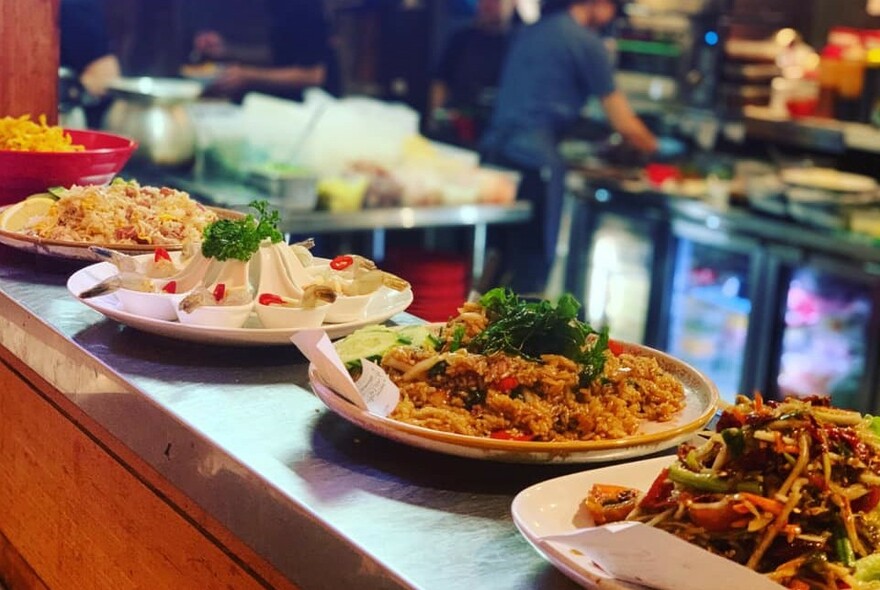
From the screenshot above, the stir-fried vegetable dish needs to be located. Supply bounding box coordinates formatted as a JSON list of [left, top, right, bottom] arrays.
[[585, 395, 880, 589]]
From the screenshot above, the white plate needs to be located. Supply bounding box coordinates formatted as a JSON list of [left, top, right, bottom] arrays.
[[308, 341, 719, 463], [0, 204, 241, 261], [511, 456, 678, 589], [67, 261, 414, 345]]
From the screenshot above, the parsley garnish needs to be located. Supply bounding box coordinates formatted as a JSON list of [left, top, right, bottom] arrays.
[[468, 288, 609, 385], [201, 200, 283, 261]]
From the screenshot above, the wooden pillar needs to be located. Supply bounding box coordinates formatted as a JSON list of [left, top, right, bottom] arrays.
[[0, 0, 60, 123]]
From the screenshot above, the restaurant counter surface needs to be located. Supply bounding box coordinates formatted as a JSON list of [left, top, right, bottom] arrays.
[[0, 245, 587, 590]]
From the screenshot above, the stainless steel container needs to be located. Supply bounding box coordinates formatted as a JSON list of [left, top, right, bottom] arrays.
[[248, 167, 319, 210], [104, 77, 201, 168]]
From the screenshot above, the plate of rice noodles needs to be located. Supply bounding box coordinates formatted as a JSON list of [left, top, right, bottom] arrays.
[[0, 178, 240, 261], [309, 288, 719, 463], [512, 395, 880, 589]]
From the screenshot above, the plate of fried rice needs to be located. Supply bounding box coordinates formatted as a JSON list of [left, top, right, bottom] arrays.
[[0, 178, 241, 261], [309, 289, 720, 463]]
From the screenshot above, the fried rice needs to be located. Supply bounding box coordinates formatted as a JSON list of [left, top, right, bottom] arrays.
[[380, 301, 686, 442], [21, 180, 217, 245]]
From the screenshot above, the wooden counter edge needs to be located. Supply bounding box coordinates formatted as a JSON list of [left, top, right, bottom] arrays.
[[0, 344, 300, 590]]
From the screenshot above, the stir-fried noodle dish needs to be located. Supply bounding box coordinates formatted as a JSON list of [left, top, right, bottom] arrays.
[[584, 395, 880, 589], [348, 288, 685, 441], [19, 179, 217, 245]]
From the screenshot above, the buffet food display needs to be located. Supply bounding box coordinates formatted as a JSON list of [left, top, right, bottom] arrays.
[[2, 109, 877, 586]]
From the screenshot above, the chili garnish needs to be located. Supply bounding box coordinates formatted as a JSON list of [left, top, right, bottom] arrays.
[[498, 376, 519, 392], [161, 281, 177, 294], [259, 293, 284, 306], [330, 255, 354, 270], [154, 247, 171, 262], [212, 283, 226, 302]]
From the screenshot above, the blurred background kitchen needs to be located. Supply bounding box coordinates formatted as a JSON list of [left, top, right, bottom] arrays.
[[35, 0, 880, 410]]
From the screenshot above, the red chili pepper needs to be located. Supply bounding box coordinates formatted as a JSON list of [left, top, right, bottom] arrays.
[[498, 376, 519, 392], [489, 430, 535, 441], [639, 467, 674, 510], [161, 281, 177, 294], [154, 247, 171, 262], [259, 293, 284, 306], [330, 255, 354, 270], [608, 339, 624, 356], [212, 283, 226, 302], [854, 486, 880, 514]]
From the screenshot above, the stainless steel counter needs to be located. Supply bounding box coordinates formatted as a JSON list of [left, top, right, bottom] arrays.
[[0, 245, 585, 590]]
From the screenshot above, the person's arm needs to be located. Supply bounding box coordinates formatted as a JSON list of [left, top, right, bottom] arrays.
[[79, 54, 120, 97], [208, 63, 326, 96], [601, 91, 658, 154]]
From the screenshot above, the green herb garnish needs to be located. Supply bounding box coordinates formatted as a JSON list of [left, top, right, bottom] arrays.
[[201, 200, 283, 261], [449, 324, 466, 352], [467, 288, 609, 385]]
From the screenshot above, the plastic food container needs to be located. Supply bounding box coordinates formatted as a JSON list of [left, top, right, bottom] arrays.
[[248, 165, 318, 210]]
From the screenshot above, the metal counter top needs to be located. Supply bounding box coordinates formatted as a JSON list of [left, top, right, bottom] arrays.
[[0, 245, 584, 590]]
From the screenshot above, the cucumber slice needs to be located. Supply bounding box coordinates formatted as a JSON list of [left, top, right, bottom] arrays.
[[855, 554, 880, 583], [334, 327, 401, 365], [46, 186, 67, 198], [396, 325, 434, 349]]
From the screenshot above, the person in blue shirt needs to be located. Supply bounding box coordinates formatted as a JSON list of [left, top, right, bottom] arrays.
[[480, 0, 657, 295]]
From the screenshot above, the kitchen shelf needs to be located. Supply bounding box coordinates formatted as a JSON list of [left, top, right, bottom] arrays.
[[743, 106, 880, 155]]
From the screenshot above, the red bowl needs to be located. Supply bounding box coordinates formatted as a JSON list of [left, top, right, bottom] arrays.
[[0, 129, 137, 205]]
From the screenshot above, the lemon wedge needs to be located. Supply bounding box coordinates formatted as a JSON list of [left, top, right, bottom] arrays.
[[0, 196, 56, 232]]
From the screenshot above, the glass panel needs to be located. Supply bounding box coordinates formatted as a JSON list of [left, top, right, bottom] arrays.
[[583, 214, 653, 344], [777, 267, 872, 409], [666, 239, 752, 403]]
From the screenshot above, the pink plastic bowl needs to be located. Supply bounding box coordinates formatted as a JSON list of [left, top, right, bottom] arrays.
[[0, 129, 137, 205]]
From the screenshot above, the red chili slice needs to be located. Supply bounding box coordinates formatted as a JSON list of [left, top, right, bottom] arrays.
[[608, 339, 624, 356], [154, 247, 172, 262], [330, 255, 354, 270], [498, 376, 519, 392], [161, 281, 177, 294], [639, 467, 674, 510], [259, 293, 284, 306], [212, 283, 226, 302]]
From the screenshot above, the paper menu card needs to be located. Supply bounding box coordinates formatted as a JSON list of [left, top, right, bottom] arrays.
[[538, 522, 783, 590], [291, 330, 400, 416]]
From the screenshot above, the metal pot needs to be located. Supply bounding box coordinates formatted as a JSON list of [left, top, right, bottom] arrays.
[[103, 77, 202, 168]]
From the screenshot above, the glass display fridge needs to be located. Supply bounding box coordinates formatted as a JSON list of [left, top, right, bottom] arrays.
[[768, 256, 880, 412], [662, 221, 764, 404], [564, 207, 670, 346]]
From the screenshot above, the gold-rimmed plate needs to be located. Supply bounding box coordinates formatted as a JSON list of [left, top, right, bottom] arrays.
[[308, 341, 720, 463], [0, 203, 242, 261]]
